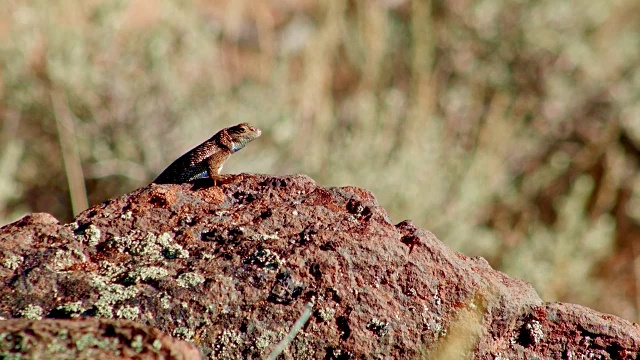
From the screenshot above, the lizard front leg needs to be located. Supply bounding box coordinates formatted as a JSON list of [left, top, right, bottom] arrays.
[[207, 152, 231, 186]]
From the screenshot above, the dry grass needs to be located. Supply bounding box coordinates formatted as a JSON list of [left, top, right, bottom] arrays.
[[2, 0, 640, 321]]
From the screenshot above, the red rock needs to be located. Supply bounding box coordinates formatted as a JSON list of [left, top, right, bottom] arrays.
[[0, 318, 200, 359], [0, 174, 637, 358]]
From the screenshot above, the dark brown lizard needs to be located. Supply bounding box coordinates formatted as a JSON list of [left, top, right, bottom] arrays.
[[153, 123, 261, 185]]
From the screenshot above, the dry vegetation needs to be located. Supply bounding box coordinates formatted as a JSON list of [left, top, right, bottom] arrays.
[[2, 0, 640, 321]]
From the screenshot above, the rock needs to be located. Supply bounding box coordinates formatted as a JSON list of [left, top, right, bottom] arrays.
[[0, 174, 638, 359], [0, 318, 200, 359]]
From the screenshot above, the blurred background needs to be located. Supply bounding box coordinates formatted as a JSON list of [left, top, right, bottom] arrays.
[[2, 0, 640, 321]]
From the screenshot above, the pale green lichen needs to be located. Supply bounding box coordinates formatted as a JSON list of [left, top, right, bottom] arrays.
[[75, 333, 117, 352], [152, 339, 162, 351], [121, 211, 133, 220], [2, 253, 23, 270], [162, 243, 189, 259], [51, 248, 86, 270], [85, 224, 101, 246], [173, 327, 194, 341], [125, 266, 169, 283], [94, 303, 113, 318], [216, 329, 244, 355], [260, 233, 280, 241], [201, 253, 216, 260], [292, 335, 315, 359], [176, 272, 205, 288], [249, 248, 284, 270], [116, 306, 139, 320], [367, 318, 390, 337], [156, 232, 173, 245], [525, 320, 544, 344], [56, 329, 69, 339], [255, 331, 278, 349], [108, 231, 188, 263], [125, 234, 161, 259], [157, 233, 189, 259], [55, 301, 84, 317], [1, 331, 32, 353], [98, 261, 126, 280], [159, 293, 172, 309], [18, 304, 43, 320], [92, 275, 140, 302], [130, 334, 144, 353], [46, 338, 68, 354], [317, 308, 335, 321], [90, 274, 139, 318]]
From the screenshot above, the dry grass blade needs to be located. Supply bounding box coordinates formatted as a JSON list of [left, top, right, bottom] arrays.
[[51, 91, 88, 216], [266, 302, 314, 360]]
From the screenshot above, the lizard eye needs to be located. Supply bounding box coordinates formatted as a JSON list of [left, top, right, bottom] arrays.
[[230, 123, 253, 135]]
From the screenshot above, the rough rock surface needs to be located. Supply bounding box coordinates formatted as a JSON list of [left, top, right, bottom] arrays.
[[0, 174, 639, 359], [0, 318, 200, 359]]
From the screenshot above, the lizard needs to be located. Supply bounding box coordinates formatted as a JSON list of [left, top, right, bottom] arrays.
[[153, 122, 261, 185]]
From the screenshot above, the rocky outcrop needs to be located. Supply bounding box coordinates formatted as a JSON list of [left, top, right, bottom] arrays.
[[0, 318, 200, 359], [0, 174, 638, 359]]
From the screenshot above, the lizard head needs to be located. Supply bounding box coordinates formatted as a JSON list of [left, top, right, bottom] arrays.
[[227, 123, 262, 152]]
